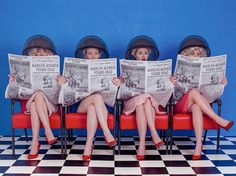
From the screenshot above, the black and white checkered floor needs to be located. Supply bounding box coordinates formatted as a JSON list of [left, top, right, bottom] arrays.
[[1, 135, 236, 176]]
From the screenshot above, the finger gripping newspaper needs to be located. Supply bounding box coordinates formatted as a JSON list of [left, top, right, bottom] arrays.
[[5, 54, 60, 104], [59, 57, 118, 107], [118, 59, 174, 108], [174, 54, 226, 102]]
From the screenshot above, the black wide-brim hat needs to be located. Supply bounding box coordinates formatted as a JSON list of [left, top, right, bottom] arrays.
[[22, 34, 57, 55], [125, 35, 159, 60], [178, 35, 211, 56], [74, 35, 109, 58]]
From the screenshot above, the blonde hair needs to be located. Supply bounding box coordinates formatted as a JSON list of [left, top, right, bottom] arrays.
[[131, 48, 151, 56]]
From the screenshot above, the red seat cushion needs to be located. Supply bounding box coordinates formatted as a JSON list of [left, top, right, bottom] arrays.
[[12, 112, 61, 129], [65, 113, 115, 129], [173, 113, 220, 130], [120, 113, 169, 130]]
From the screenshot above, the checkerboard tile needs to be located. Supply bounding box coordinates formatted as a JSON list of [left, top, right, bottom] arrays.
[[0, 135, 236, 175]]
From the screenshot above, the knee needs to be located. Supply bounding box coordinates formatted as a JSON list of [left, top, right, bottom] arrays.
[[34, 93, 45, 103], [144, 98, 151, 108], [93, 94, 104, 104], [87, 104, 96, 112], [189, 89, 200, 98]]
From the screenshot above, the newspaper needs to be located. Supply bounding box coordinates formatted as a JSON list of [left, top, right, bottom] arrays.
[[59, 57, 118, 107], [5, 54, 60, 104], [174, 54, 226, 102], [118, 59, 174, 107]]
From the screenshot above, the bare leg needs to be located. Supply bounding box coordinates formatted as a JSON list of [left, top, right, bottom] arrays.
[[29, 102, 40, 154], [144, 99, 161, 144], [190, 103, 203, 156], [34, 93, 55, 140], [135, 104, 147, 156], [77, 94, 114, 142], [188, 89, 229, 127], [83, 104, 98, 156]]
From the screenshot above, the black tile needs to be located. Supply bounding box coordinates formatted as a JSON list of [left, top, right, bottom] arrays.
[[0, 166, 9, 173], [0, 141, 12, 145], [164, 161, 190, 167], [192, 167, 221, 174], [170, 175, 196, 176], [184, 155, 208, 160], [220, 145, 236, 149], [3, 174, 31, 176], [208, 137, 228, 141], [74, 141, 86, 145], [177, 145, 196, 150], [13, 160, 40, 166], [94, 145, 113, 150], [141, 167, 168, 174], [202, 149, 224, 154], [7, 145, 30, 149], [118, 150, 137, 155], [160, 150, 181, 155], [120, 141, 136, 145], [115, 161, 139, 167], [33, 166, 61, 173], [87, 167, 114, 174], [143, 155, 162, 160], [18, 137, 33, 141], [91, 155, 114, 160], [202, 141, 215, 145], [212, 160, 236, 166], [64, 160, 89, 166], [172, 137, 192, 141], [24, 149, 48, 154], [229, 154, 236, 160], [0, 154, 20, 160], [69, 149, 83, 154], [42, 154, 65, 160]]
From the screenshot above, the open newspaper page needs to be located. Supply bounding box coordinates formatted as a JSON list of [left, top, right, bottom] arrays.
[[119, 59, 174, 107], [5, 54, 33, 99], [59, 58, 117, 107], [173, 55, 202, 101], [199, 55, 226, 102], [174, 54, 226, 103], [30, 55, 60, 104], [147, 59, 173, 107], [119, 59, 146, 99], [89, 58, 118, 107], [5, 54, 60, 104]]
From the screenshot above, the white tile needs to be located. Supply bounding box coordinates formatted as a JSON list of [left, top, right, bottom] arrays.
[[0, 137, 19, 141], [120, 137, 134, 142], [115, 167, 141, 175], [174, 141, 195, 145], [31, 174, 59, 176], [217, 166, 236, 174], [0, 160, 16, 166], [120, 145, 136, 150], [188, 160, 214, 167], [6, 166, 36, 174], [87, 175, 114, 176], [89, 160, 114, 167], [71, 145, 85, 149], [139, 160, 165, 167], [66, 154, 82, 160], [40, 145, 51, 149], [180, 149, 194, 155], [225, 137, 236, 141], [0, 145, 10, 150], [212, 140, 234, 145], [202, 145, 217, 150], [146, 149, 160, 155], [0, 149, 27, 155], [60, 166, 88, 174], [46, 149, 63, 154], [222, 149, 236, 154], [92, 149, 113, 155], [161, 155, 186, 161], [38, 160, 65, 166], [205, 154, 232, 160], [167, 167, 195, 174], [115, 155, 137, 161], [142, 175, 169, 176], [18, 154, 44, 160]]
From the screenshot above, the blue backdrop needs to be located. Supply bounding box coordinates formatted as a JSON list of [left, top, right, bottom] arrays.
[[0, 0, 235, 136]]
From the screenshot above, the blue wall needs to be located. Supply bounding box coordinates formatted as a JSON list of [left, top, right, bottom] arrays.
[[0, 0, 235, 136]]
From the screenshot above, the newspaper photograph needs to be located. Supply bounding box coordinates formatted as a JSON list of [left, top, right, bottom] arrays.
[[59, 57, 118, 107], [119, 59, 173, 107], [5, 54, 60, 104], [174, 54, 226, 102]]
